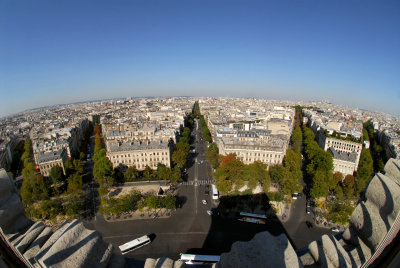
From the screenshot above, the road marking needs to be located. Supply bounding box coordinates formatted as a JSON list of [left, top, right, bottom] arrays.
[[104, 232, 209, 239]]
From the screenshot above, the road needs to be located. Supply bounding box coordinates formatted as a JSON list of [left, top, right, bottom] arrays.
[[83, 119, 286, 263], [82, 118, 333, 263]]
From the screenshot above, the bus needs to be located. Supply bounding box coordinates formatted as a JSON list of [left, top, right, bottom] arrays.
[[179, 254, 220, 265], [238, 212, 267, 224], [211, 184, 219, 200], [119, 235, 151, 255]]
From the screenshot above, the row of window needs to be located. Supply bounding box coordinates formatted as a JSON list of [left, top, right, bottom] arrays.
[[113, 157, 169, 164], [112, 151, 168, 158]]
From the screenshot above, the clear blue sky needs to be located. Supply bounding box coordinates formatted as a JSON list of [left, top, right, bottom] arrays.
[[1, 0, 399, 117]]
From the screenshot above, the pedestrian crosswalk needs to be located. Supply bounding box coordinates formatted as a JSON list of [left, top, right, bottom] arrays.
[[181, 179, 215, 186]]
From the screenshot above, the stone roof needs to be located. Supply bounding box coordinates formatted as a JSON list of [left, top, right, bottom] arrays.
[[329, 147, 357, 163], [37, 149, 65, 164]]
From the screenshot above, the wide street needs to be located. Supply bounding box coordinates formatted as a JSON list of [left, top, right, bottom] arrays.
[[83, 119, 333, 264]]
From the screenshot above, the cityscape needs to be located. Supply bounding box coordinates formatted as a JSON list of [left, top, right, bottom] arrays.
[[1, 1, 400, 268]]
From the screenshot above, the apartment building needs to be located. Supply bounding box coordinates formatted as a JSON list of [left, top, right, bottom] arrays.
[[217, 134, 287, 165], [37, 149, 67, 176], [106, 139, 171, 170]]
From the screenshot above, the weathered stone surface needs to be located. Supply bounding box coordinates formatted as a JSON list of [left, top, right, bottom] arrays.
[[38, 220, 113, 268], [350, 172, 400, 251], [144, 258, 156, 268], [217, 232, 302, 268], [320, 235, 351, 267], [15, 221, 45, 253], [0, 169, 15, 205], [23, 226, 52, 264], [0, 194, 25, 233], [298, 252, 316, 266], [173, 260, 186, 268], [34, 220, 71, 262], [384, 159, 400, 184], [155, 257, 174, 268]]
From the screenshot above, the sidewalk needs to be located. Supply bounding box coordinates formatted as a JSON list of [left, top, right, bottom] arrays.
[[103, 208, 173, 222]]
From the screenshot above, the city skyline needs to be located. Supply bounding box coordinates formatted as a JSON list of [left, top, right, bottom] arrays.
[[1, 0, 399, 117]]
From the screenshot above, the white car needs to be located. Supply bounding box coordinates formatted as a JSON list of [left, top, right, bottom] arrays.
[[331, 227, 340, 232], [207, 210, 213, 215], [202, 199, 207, 205], [292, 193, 298, 199]]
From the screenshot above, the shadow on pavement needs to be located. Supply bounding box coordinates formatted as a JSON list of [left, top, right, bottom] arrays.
[[186, 193, 294, 256]]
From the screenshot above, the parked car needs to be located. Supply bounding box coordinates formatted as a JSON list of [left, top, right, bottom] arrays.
[[292, 193, 298, 199], [204, 191, 209, 195], [297, 192, 303, 198], [306, 200, 311, 207], [306, 207, 312, 214], [207, 210, 213, 215], [202, 199, 207, 205], [331, 227, 340, 232]]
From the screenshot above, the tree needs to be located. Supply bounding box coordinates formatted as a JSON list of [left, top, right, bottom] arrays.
[[356, 148, 374, 193], [171, 166, 182, 183], [50, 165, 64, 185], [172, 149, 187, 168], [67, 173, 83, 193], [124, 166, 138, 181], [145, 195, 160, 211], [143, 165, 154, 180], [65, 194, 84, 218], [73, 159, 84, 175], [64, 158, 75, 176], [269, 165, 286, 183], [310, 169, 330, 198], [291, 126, 302, 153], [161, 194, 176, 210], [333, 172, 343, 185], [206, 142, 220, 169], [343, 174, 355, 188]]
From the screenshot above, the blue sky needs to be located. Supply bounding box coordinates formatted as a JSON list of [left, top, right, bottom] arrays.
[[1, 0, 399, 117]]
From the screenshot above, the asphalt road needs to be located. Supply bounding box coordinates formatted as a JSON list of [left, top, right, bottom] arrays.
[[82, 119, 334, 263]]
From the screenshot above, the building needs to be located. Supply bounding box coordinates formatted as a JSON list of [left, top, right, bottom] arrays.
[[106, 139, 171, 170], [217, 135, 287, 166], [37, 149, 67, 176], [318, 133, 362, 176]]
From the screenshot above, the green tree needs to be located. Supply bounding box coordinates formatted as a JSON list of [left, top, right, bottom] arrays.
[[161, 194, 176, 210], [145, 195, 160, 210], [291, 126, 302, 153], [67, 173, 83, 193], [73, 159, 84, 175], [206, 142, 220, 169], [124, 166, 138, 181], [50, 165, 64, 185], [356, 148, 374, 193], [333, 172, 343, 185], [269, 164, 286, 183], [143, 165, 154, 180], [172, 149, 187, 168], [171, 166, 182, 183], [65, 194, 84, 218]]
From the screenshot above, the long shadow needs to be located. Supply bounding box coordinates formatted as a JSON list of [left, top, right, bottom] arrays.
[[186, 194, 292, 256]]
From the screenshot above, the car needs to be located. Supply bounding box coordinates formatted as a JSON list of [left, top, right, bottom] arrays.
[[306, 221, 313, 229], [331, 227, 340, 232], [204, 191, 209, 195], [202, 199, 207, 205], [291, 193, 298, 199], [306, 207, 312, 214], [306, 200, 311, 207], [297, 192, 303, 198], [206, 210, 213, 215]]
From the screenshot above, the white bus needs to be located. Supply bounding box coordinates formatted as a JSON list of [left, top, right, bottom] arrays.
[[211, 184, 219, 200], [179, 253, 220, 265], [119, 235, 151, 254], [238, 212, 267, 224]]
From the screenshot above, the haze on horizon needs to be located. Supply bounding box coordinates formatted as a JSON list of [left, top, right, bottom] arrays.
[[1, 0, 399, 117]]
